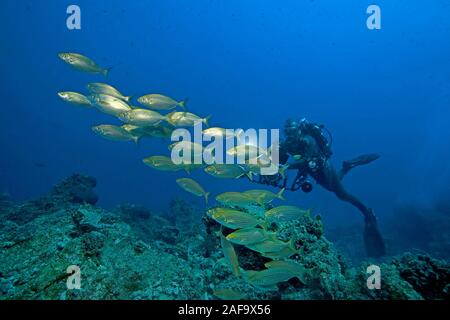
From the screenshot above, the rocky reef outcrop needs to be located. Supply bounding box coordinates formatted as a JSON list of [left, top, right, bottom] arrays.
[[391, 253, 450, 299], [0, 174, 448, 300], [327, 203, 450, 265], [0, 192, 13, 209], [51, 174, 99, 205]]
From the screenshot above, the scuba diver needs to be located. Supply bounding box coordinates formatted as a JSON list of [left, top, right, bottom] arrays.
[[254, 118, 386, 258]]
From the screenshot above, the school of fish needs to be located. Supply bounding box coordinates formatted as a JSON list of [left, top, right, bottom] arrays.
[[58, 52, 312, 295]]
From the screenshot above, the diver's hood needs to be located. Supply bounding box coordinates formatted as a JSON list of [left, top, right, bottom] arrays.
[[284, 118, 301, 136]]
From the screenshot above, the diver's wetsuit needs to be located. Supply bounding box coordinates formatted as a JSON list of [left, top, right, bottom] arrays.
[[274, 119, 386, 258]]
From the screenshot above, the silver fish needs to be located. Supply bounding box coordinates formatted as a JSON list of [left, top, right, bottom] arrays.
[[92, 125, 138, 143], [87, 83, 131, 102], [58, 53, 111, 76], [57, 91, 92, 107], [138, 94, 186, 110], [118, 108, 166, 126], [90, 94, 132, 117]]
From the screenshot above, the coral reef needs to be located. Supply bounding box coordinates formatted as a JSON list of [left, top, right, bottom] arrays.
[[114, 203, 182, 246], [0, 174, 448, 300], [0, 192, 206, 299], [169, 198, 204, 231]]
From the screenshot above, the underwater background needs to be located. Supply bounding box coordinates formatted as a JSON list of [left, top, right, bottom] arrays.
[[0, 0, 449, 299]]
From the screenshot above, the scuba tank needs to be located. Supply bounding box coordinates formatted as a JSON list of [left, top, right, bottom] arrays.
[[299, 119, 333, 158]]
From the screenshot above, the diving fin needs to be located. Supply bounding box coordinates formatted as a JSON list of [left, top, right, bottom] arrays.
[[340, 153, 380, 180], [343, 153, 380, 170], [363, 209, 386, 258]]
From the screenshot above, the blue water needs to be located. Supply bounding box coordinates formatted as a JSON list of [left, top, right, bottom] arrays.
[[1, 0, 449, 232]]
